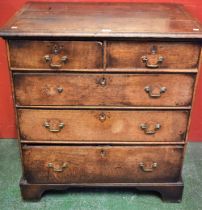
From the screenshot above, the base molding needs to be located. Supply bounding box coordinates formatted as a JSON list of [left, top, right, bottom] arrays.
[[20, 178, 184, 202]]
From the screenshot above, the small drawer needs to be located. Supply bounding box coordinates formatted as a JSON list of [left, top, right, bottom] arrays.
[[18, 109, 189, 142], [14, 73, 195, 107], [22, 145, 183, 184], [107, 42, 200, 69], [9, 40, 103, 70]]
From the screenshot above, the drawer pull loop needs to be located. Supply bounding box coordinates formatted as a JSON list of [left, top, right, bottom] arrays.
[[140, 123, 161, 135], [48, 162, 67, 172], [44, 55, 68, 69], [144, 86, 167, 98], [44, 43, 68, 69], [141, 46, 164, 68], [99, 112, 106, 122], [139, 162, 158, 172], [44, 120, 65, 132]]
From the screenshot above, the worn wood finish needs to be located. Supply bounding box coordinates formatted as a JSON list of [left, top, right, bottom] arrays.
[[20, 178, 184, 202], [16, 106, 192, 110], [9, 40, 103, 70], [107, 42, 200, 69], [1, 2, 201, 202], [0, 2, 202, 38], [14, 73, 195, 107], [22, 145, 183, 184], [20, 140, 186, 145], [18, 109, 189, 142]]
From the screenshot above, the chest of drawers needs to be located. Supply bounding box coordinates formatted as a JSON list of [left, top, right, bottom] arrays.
[[1, 2, 202, 202]]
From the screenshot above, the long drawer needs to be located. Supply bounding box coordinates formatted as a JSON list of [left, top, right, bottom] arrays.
[[22, 145, 183, 184], [9, 40, 103, 70], [107, 42, 200, 69], [14, 73, 195, 107], [18, 109, 189, 142]]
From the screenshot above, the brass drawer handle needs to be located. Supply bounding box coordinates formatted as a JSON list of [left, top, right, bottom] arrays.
[[141, 55, 164, 68], [48, 162, 67, 172], [144, 86, 167, 98], [139, 162, 157, 172], [98, 77, 107, 87], [141, 45, 164, 68], [44, 43, 68, 69], [140, 123, 161, 135], [44, 55, 68, 69], [44, 120, 65, 133], [42, 86, 64, 96]]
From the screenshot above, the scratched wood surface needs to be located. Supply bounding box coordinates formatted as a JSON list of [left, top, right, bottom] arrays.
[[9, 40, 103, 69], [1, 2, 202, 201], [0, 2, 202, 38], [107, 42, 200, 69], [22, 145, 183, 184], [14, 73, 196, 107], [18, 109, 189, 142]]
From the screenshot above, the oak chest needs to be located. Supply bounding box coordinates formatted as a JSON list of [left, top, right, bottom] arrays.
[[1, 2, 202, 202]]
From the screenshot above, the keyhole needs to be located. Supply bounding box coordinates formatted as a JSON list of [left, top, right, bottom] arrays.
[[151, 45, 157, 54], [100, 149, 106, 157]]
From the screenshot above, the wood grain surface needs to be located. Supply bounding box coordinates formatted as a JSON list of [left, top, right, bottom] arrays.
[[14, 73, 195, 107], [9, 40, 103, 69], [107, 42, 200, 69], [0, 2, 202, 38], [18, 109, 189, 142], [22, 145, 183, 184]]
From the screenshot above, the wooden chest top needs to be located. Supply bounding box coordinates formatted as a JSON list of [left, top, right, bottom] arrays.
[[1, 2, 202, 38]]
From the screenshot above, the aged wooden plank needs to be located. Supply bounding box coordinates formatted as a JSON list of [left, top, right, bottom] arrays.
[[20, 140, 186, 145], [0, 2, 202, 38], [107, 42, 200, 69], [14, 73, 195, 107], [22, 145, 183, 183], [18, 109, 189, 142], [9, 40, 103, 69]]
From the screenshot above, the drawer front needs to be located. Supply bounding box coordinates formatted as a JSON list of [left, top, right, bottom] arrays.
[[14, 73, 195, 107], [18, 109, 188, 142], [22, 145, 183, 184], [107, 42, 200, 69], [9, 40, 103, 70]]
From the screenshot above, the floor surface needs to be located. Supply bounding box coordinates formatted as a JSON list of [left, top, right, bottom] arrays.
[[0, 139, 201, 210]]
